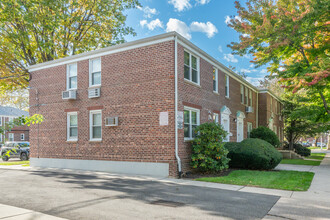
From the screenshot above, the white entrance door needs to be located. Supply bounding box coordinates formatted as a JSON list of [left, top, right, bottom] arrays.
[[237, 119, 244, 142]]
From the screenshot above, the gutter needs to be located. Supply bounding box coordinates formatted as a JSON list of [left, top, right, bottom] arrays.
[[174, 36, 182, 178], [256, 93, 259, 128]]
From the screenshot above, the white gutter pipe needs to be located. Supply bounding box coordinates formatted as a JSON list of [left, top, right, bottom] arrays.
[[174, 36, 182, 177]]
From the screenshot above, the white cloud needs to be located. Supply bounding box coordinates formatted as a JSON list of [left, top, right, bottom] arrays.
[[196, 0, 211, 5], [260, 69, 268, 74], [249, 64, 254, 68], [224, 54, 238, 63], [246, 77, 263, 86], [240, 68, 252, 73], [166, 18, 191, 39], [190, 21, 218, 38], [140, 19, 163, 31], [168, 0, 191, 12], [218, 45, 223, 53], [137, 6, 158, 18], [225, 15, 242, 26]]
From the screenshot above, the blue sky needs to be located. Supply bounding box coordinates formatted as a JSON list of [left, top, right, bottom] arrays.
[[123, 0, 268, 86]]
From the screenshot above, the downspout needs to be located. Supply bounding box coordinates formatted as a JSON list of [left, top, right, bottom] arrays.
[[256, 91, 259, 128], [174, 35, 182, 178]]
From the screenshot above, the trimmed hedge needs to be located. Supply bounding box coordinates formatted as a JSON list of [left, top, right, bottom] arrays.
[[250, 126, 280, 147], [224, 138, 283, 170], [284, 143, 311, 157]]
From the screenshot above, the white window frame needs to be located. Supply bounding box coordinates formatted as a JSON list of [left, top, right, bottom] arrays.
[[9, 133, 14, 142], [67, 63, 77, 90], [184, 50, 200, 85], [20, 133, 25, 141], [240, 85, 244, 103], [213, 113, 219, 124], [245, 87, 248, 105], [247, 122, 253, 138], [213, 68, 218, 93], [225, 75, 229, 98], [67, 112, 78, 141], [89, 58, 102, 87], [184, 106, 200, 141], [89, 110, 102, 141], [249, 90, 252, 107]]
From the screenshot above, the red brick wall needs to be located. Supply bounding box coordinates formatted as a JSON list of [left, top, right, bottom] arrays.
[[177, 44, 258, 173], [29, 41, 178, 177], [258, 93, 284, 142]]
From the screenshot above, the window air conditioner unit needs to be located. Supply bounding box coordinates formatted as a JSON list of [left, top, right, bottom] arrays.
[[88, 88, 100, 98], [62, 90, 77, 100], [245, 106, 253, 113], [105, 117, 118, 126]]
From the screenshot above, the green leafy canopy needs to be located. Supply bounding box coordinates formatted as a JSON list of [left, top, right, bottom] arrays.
[[0, 0, 140, 91]]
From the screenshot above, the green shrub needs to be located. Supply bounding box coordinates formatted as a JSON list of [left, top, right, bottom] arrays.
[[191, 122, 230, 172], [250, 126, 280, 147], [224, 138, 283, 170], [284, 143, 311, 157]]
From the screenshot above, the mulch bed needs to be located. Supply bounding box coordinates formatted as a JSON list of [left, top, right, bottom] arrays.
[[182, 168, 236, 179]]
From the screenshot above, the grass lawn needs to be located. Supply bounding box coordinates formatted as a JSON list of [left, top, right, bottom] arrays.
[[280, 159, 321, 166], [306, 153, 326, 160], [0, 161, 30, 166], [196, 170, 314, 191]]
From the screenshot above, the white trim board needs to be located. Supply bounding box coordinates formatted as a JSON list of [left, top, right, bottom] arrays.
[[28, 35, 176, 72], [30, 158, 169, 178]]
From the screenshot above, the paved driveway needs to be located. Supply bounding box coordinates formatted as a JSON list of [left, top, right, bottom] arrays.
[[0, 168, 279, 220]]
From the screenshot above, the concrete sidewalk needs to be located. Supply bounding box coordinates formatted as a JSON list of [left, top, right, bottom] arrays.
[[264, 151, 330, 220], [0, 203, 67, 220]]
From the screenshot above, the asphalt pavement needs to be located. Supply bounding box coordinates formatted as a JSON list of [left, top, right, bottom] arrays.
[[0, 168, 279, 220]]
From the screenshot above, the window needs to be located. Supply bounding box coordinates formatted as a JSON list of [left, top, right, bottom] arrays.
[[184, 107, 200, 140], [249, 90, 252, 107], [240, 85, 244, 103], [184, 51, 199, 84], [9, 117, 14, 123], [90, 110, 102, 141], [67, 112, 78, 141], [9, 133, 14, 141], [89, 58, 101, 87], [245, 87, 248, 105], [213, 68, 218, 93], [213, 113, 219, 124], [0, 134, 2, 143], [270, 97, 273, 112], [225, 75, 229, 97], [0, 117, 2, 126], [67, 63, 77, 90], [275, 101, 278, 114], [247, 122, 253, 138], [274, 125, 277, 135], [20, 134, 25, 141]]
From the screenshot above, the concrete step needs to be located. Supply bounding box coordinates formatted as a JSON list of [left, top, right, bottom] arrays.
[[278, 150, 304, 159]]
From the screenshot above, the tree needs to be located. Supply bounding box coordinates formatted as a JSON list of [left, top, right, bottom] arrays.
[[0, 0, 140, 91], [0, 89, 29, 110], [282, 91, 329, 150], [227, 0, 330, 116]]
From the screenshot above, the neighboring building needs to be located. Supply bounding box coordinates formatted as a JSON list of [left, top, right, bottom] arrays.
[[258, 89, 284, 143], [28, 32, 284, 178], [0, 106, 29, 144]]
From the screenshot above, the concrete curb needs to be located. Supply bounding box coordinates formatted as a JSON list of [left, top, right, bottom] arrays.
[[0, 203, 67, 220]]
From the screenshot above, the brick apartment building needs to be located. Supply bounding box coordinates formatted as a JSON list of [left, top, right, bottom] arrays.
[[0, 106, 29, 144], [28, 32, 283, 178]]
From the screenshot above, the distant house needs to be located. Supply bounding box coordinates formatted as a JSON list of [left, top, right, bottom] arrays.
[[0, 106, 29, 143], [28, 32, 284, 178]]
